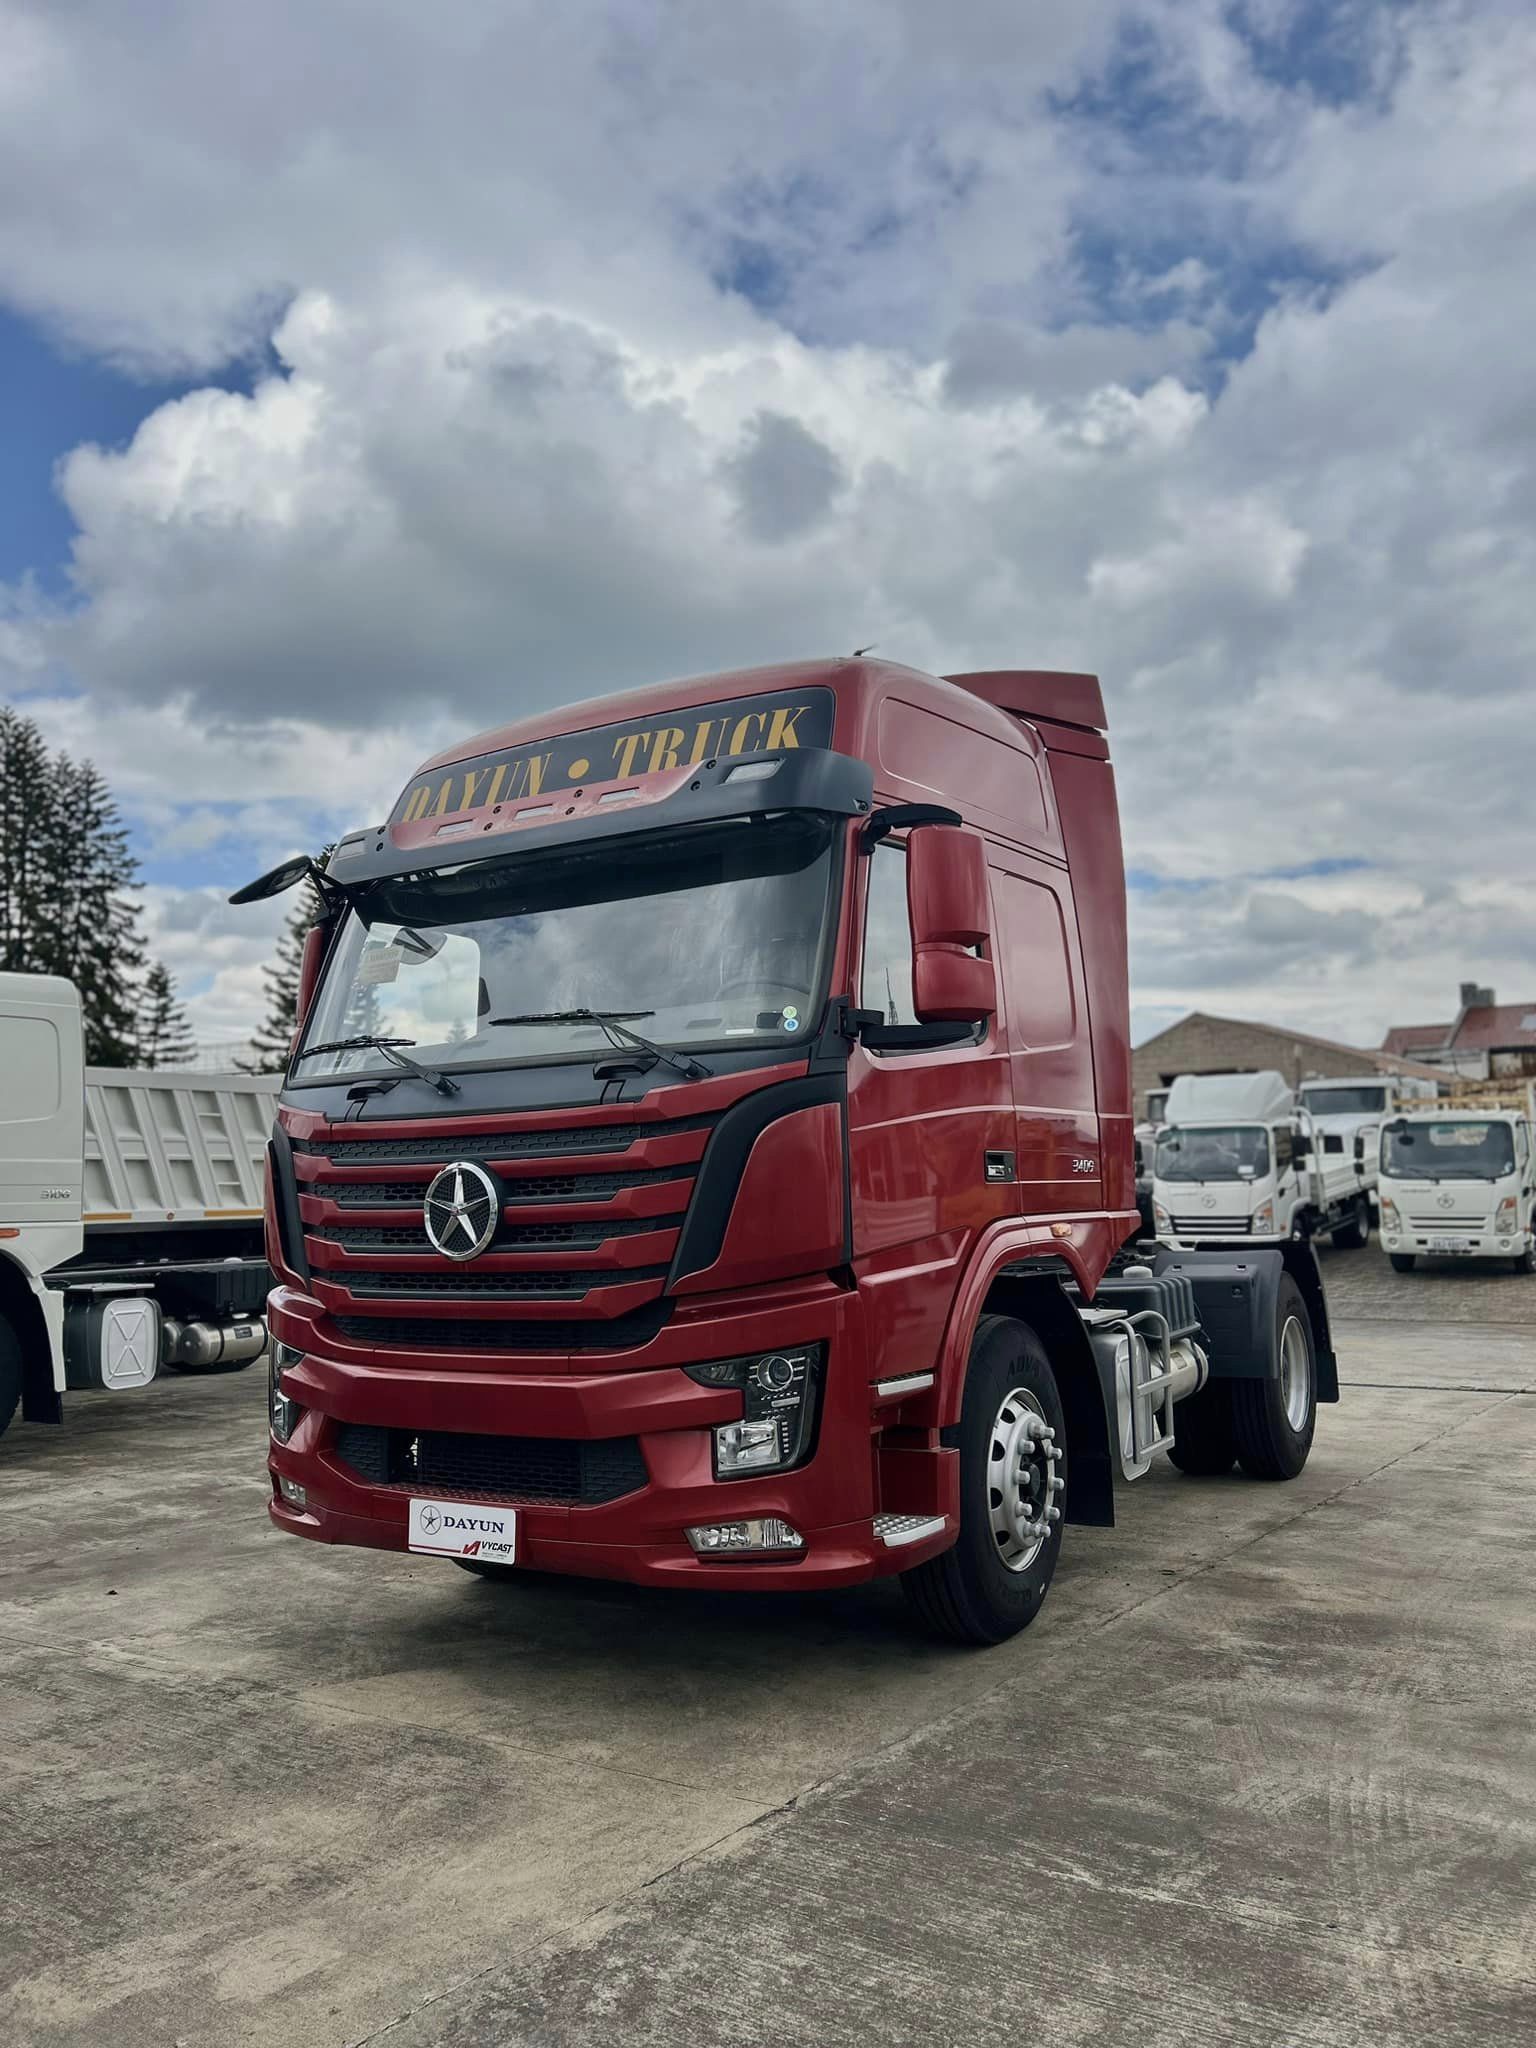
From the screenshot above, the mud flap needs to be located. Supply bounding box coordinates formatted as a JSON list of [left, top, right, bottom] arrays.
[[1146, 1242, 1337, 1401]]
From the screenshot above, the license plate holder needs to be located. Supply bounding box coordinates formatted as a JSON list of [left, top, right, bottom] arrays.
[[407, 1497, 517, 1562], [1427, 1235, 1475, 1254]]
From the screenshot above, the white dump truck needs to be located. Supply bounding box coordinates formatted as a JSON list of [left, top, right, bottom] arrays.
[[1377, 1108, 1536, 1273], [1152, 1070, 1373, 1250], [0, 972, 279, 1441]]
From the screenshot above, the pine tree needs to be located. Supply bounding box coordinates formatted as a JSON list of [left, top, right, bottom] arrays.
[[44, 754, 146, 1064], [0, 703, 160, 1064], [0, 705, 57, 972], [138, 962, 196, 1068]]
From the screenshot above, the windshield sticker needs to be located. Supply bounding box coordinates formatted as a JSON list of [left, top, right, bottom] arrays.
[[356, 944, 403, 985], [781, 1005, 800, 1031], [390, 685, 835, 826]]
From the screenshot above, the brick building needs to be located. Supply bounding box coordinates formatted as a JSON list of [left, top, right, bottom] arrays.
[[1382, 983, 1536, 1081], [1132, 1011, 1443, 1123]]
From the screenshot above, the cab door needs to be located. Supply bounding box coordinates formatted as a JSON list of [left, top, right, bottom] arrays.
[[845, 834, 1017, 1378]]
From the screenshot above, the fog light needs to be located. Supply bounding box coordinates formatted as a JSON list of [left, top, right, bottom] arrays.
[[686, 1518, 804, 1555], [685, 1345, 823, 1479], [277, 1474, 307, 1509], [269, 1340, 304, 1444]]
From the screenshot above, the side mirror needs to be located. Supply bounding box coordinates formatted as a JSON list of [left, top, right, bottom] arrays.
[[1353, 1134, 1366, 1166], [1293, 1132, 1311, 1161], [906, 825, 997, 1025]]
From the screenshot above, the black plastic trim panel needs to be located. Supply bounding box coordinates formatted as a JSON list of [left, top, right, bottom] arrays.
[[667, 1072, 847, 1285]]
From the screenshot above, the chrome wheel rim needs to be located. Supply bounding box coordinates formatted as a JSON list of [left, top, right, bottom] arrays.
[[987, 1386, 1062, 1573], [1279, 1315, 1312, 1431]]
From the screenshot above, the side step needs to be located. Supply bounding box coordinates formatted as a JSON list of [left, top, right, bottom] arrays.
[[874, 1512, 947, 1547]]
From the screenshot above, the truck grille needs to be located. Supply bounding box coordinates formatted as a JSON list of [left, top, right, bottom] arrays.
[[332, 1422, 648, 1503], [292, 1099, 718, 1360], [298, 1119, 710, 1166], [1170, 1213, 1250, 1236], [343, 1266, 669, 1300], [323, 1217, 678, 1251], [331, 1306, 672, 1352]]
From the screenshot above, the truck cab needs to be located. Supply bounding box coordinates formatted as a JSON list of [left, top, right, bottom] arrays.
[[1377, 1110, 1536, 1272], [239, 656, 1337, 1644], [1151, 1071, 1305, 1242], [1152, 1070, 1372, 1251]]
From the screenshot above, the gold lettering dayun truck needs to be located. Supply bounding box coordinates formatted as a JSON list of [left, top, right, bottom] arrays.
[[234, 657, 1337, 1644]]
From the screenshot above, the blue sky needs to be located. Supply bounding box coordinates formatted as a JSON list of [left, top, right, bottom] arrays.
[[2, 1, 1532, 1051]]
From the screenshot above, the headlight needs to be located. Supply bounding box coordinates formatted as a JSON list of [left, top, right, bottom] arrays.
[[1380, 1197, 1400, 1231], [1153, 1202, 1171, 1233], [269, 1339, 304, 1444], [685, 1344, 823, 1479], [1250, 1200, 1275, 1232], [1495, 1198, 1518, 1233]]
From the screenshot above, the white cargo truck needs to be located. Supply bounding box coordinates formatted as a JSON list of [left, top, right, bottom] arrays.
[[1296, 1073, 1439, 1217], [1377, 1109, 1536, 1273], [0, 972, 279, 1441], [1152, 1070, 1373, 1250]]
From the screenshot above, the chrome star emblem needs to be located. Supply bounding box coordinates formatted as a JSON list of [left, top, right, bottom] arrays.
[[423, 1161, 499, 1261]]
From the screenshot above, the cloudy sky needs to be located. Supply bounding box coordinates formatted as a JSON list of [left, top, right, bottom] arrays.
[[2, 0, 1533, 1056]]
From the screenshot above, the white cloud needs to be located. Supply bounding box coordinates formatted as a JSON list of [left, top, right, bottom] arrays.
[[1, 0, 1533, 1053]]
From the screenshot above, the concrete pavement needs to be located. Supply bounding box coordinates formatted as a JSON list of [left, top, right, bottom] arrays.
[[1, 1250, 1532, 2046]]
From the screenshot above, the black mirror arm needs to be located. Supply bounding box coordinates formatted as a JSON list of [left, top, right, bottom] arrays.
[[860, 802, 962, 849]]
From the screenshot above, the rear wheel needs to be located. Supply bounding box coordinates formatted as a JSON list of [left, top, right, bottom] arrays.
[[1232, 1276, 1316, 1480], [1167, 1379, 1236, 1475], [1389, 1253, 1416, 1273], [0, 1313, 22, 1440], [902, 1315, 1066, 1646], [1331, 1198, 1369, 1251]]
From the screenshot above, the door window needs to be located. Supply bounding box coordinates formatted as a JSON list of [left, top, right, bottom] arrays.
[[860, 843, 918, 1026]]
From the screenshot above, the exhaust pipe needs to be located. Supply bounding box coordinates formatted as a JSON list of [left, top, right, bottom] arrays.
[[161, 1315, 268, 1371]]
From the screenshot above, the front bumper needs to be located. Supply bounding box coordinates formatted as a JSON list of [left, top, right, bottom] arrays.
[[1381, 1221, 1527, 1260], [265, 1288, 956, 1590]]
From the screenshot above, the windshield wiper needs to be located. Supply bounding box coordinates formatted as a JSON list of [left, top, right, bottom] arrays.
[[293, 1034, 459, 1096], [487, 1008, 711, 1081]]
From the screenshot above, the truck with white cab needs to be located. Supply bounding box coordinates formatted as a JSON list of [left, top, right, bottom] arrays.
[[1152, 1070, 1373, 1249], [1377, 1110, 1535, 1273], [0, 972, 278, 1442]]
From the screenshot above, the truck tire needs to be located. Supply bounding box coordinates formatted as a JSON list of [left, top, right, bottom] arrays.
[[1331, 1198, 1369, 1251], [1389, 1253, 1416, 1274], [1231, 1275, 1316, 1481], [1167, 1379, 1236, 1475], [902, 1315, 1065, 1647], [1511, 1244, 1535, 1276], [0, 1314, 22, 1440]]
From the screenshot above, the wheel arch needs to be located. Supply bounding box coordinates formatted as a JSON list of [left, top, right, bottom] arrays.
[[935, 1236, 1117, 1529], [0, 1251, 63, 1426]]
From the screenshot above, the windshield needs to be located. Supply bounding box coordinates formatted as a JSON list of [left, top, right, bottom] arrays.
[[294, 815, 836, 1080], [1381, 1120, 1515, 1180], [1155, 1125, 1272, 1182], [1301, 1085, 1386, 1117]]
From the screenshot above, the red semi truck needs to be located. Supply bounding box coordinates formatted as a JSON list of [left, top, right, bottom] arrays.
[[235, 657, 1336, 1644]]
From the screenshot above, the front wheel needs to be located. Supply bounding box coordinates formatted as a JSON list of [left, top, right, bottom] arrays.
[[1232, 1275, 1316, 1480], [902, 1315, 1066, 1646], [1331, 1198, 1369, 1251], [1511, 1242, 1535, 1276], [1389, 1253, 1416, 1273]]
